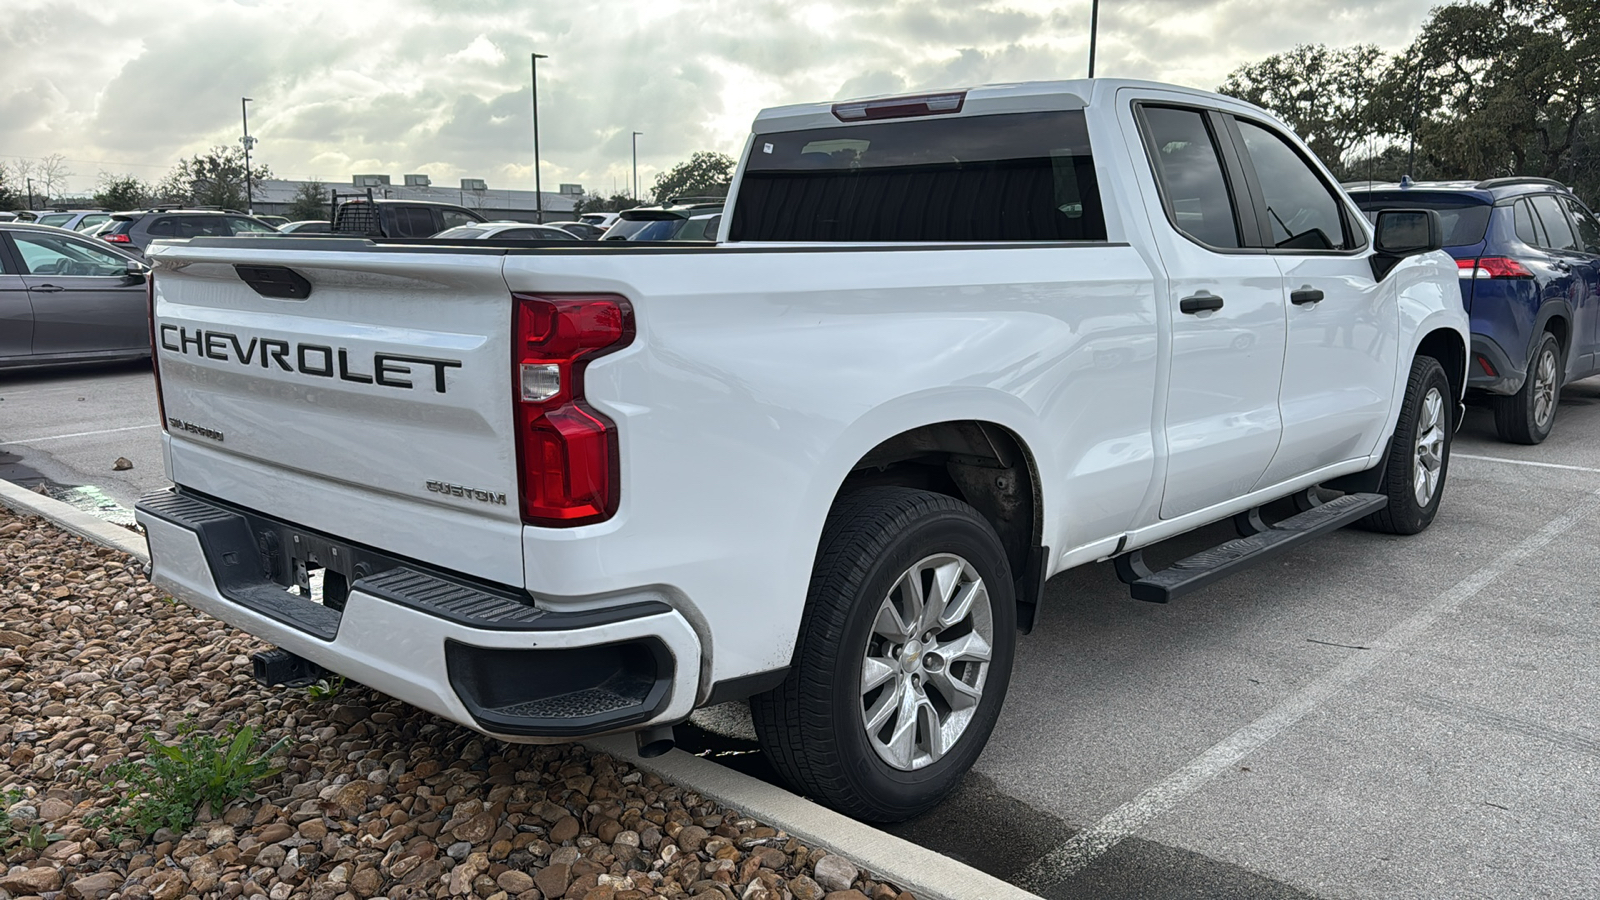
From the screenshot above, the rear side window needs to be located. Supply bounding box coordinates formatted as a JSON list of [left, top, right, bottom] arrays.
[[1529, 194, 1578, 251], [1139, 107, 1240, 249], [145, 218, 175, 237], [603, 219, 651, 241], [1513, 199, 1546, 247], [731, 110, 1106, 243], [392, 207, 437, 237], [630, 219, 686, 241]]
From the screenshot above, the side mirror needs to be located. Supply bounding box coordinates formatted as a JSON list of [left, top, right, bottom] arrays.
[[1371, 208, 1445, 280], [123, 260, 151, 283]]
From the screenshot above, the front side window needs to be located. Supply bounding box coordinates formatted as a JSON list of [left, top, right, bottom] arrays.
[[226, 216, 279, 234], [1235, 119, 1351, 251], [1529, 194, 1578, 251], [1563, 197, 1600, 254], [440, 209, 481, 230], [13, 233, 130, 276], [1140, 106, 1240, 249], [731, 109, 1106, 242]]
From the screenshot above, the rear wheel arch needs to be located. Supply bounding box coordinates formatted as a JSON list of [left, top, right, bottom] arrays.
[[835, 421, 1046, 632]]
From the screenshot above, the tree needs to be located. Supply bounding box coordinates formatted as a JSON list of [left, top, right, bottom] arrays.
[[1374, 0, 1600, 179], [6, 159, 38, 208], [94, 173, 149, 211], [572, 190, 639, 214], [1218, 44, 1386, 177], [287, 180, 329, 220], [0, 165, 20, 211], [160, 145, 273, 209], [650, 151, 735, 204], [36, 154, 72, 206]]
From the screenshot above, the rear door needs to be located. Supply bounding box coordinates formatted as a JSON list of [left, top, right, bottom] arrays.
[[1229, 115, 1396, 482], [7, 229, 146, 355], [1125, 97, 1288, 519], [0, 237, 32, 361], [1562, 196, 1600, 365]]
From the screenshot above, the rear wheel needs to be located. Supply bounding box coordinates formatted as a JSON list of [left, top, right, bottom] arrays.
[[1493, 332, 1561, 445], [1362, 354, 1452, 535], [750, 487, 1016, 823]]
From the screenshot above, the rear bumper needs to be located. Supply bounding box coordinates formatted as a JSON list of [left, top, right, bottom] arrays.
[[134, 489, 700, 741], [1468, 334, 1524, 396]]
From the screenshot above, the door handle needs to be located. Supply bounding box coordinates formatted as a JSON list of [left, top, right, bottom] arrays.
[[1179, 294, 1225, 314], [1290, 287, 1325, 305], [31, 284, 65, 293]]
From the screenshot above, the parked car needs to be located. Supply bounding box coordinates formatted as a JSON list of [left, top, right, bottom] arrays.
[[1348, 177, 1600, 443], [97, 208, 282, 257], [331, 198, 486, 238], [601, 199, 725, 240], [138, 78, 1466, 823], [0, 222, 151, 369], [30, 210, 114, 233], [279, 220, 333, 234], [545, 221, 607, 240], [433, 222, 580, 241], [578, 211, 621, 230]]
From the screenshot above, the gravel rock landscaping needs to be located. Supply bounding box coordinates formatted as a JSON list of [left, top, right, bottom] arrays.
[[0, 508, 916, 900]]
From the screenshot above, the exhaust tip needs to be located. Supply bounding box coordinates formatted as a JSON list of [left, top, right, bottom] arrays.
[[635, 725, 676, 758]]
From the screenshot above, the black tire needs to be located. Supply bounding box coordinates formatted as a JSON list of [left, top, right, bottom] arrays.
[[750, 487, 1016, 823], [1362, 355, 1453, 535], [1492, 332, 1561, 445]]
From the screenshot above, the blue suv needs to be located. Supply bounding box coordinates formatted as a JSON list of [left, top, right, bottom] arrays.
[[1348, 178, 1600, 443]]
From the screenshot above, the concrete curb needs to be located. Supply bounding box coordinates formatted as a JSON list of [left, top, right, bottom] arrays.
[[590, 735, 1045, 900], [0, 477, 1039, 900], [0, 477, 150, 563]]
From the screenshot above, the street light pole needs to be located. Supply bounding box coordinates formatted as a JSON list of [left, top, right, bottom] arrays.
[[632, 131, 643, 201], [241, 97, 256, 214], [1087, 0, 1100, 78], [531, 53, 547, 223]]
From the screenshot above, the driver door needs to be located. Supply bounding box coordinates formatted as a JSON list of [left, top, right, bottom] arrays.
[[6, 230, 148, 356]]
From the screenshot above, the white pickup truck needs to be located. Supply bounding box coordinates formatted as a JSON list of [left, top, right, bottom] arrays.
[[136, 78, 1468, 823]]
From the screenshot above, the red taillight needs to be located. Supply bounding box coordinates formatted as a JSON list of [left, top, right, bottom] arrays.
[[512, 293, 634, 526], [1458, 256, 1534, 279], [148, 271, 167, 433], [103, 233, 131, 243]]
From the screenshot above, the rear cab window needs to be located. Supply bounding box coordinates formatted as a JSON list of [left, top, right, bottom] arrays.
[[730, 109, 1106, 242], [1355, 198, 1491, 249]]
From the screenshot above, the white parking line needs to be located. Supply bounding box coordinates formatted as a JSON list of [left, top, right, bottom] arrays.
[[4, 424, 161, 444], [1453, 453, 1600, 475], [1013, 485, 1600, 892]]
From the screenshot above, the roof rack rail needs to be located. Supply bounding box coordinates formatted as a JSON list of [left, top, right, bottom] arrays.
[[1474, 176, 1569, 191]]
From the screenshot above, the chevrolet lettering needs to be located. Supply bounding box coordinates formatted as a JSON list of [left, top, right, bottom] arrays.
[[157, 325, 462, 393]]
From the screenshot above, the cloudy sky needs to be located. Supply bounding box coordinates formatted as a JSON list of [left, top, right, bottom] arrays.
[[3, 0, 1440, 199]]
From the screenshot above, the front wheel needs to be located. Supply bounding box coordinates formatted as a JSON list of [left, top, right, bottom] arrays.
[[1492, 332, 1561, 445], [750, 487, 1016, 823], [1362, 354, 1452, 535]]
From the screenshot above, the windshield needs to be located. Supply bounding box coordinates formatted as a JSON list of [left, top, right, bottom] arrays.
[[1354, 197, 1492, 248], [602, 219, 653, 240], [435, 226, 491, 239]]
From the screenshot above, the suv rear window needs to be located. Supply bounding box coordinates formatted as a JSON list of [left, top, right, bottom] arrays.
[[1354, 197, 1491, 248], [730, 110, 1106, 243]]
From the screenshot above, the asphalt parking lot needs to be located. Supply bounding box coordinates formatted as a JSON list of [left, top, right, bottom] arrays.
[[3, 362, 1599, 899]]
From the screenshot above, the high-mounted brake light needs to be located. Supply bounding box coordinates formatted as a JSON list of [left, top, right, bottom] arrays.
[[1458, 257, 1534, 279], [512, 293, 635, 526], [832, 91, 966, 122]]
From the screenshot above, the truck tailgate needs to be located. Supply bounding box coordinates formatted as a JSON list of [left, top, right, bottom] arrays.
[[149, 243, 523, 585]]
